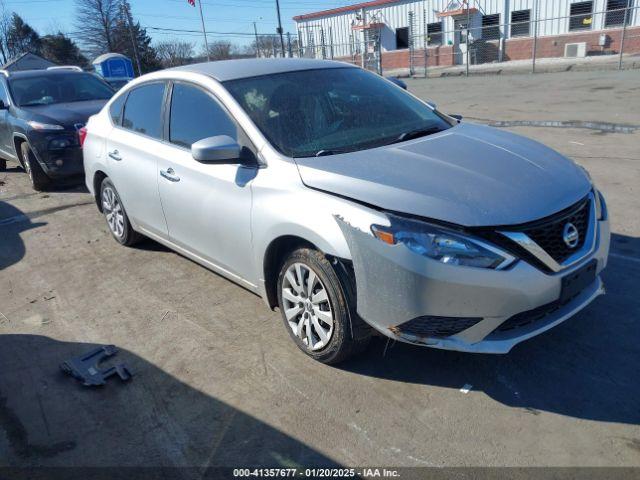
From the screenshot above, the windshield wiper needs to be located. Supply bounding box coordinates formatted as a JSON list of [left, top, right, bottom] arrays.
[[314, 149, 347, 157], [388, 126, 444, 145]]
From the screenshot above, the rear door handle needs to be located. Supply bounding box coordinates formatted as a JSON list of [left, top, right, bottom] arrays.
[[108, 149, 122, 161], [160, 167, 180, 182]]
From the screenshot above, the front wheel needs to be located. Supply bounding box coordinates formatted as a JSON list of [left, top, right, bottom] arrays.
[[0, 158, 6, 171], [20, 142, 49, 191], [277, 248, 371, 364]]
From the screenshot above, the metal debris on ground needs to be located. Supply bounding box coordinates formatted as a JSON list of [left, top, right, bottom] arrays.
[[60, 345, 132, 387], [460, 384, 473, 394]]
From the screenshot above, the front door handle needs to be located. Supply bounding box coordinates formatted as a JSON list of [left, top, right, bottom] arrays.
[[108, 149, 122, 161], [160, 167, 180, 182]]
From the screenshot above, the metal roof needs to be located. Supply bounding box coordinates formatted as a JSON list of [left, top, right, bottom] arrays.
[[293, 0, 402, 21], [169, 58, 356, 82]]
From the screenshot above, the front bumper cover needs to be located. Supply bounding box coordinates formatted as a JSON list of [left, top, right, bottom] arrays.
[[336, 211, 610, 354]]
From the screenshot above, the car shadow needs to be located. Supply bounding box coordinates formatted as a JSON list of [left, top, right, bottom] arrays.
[[1, 163, 88, 194], [340, 232, 640, 426], [0, 201, 46, 271], [0, 334, 340, 478]]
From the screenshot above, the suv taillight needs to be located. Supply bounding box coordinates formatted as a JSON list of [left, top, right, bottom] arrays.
[[78, 126, 88, 147]]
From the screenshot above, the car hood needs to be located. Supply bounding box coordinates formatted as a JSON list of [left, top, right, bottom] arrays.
[[294, 123, 592, 227], [21, 100, 108, 127]]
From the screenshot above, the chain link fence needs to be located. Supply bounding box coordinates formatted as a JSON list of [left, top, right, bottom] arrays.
[[286, 3, 639, 78], [407, 3, 640, 77]]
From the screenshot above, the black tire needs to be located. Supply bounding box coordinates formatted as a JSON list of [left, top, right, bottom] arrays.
[[0, 158, 6, 171], [20, 142, 49, 191], [100, 177, 142, 246], [277, 248, 371, 364]]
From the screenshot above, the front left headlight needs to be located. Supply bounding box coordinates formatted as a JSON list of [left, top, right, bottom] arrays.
[[371, 214, 516, 270]]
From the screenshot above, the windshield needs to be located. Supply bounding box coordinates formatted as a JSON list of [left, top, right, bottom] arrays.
[[224, 67, 452, 158], [9, 73, 114, 107]]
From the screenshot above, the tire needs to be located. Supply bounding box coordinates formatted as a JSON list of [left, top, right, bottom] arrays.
[[0, 158, 6, 171], [277, 248, 371, 364], [20, 142, 49, 191], [100, 177, 142, 246]]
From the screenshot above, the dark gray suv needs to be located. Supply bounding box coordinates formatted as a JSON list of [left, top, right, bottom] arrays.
[[0, 67, 113, 190]]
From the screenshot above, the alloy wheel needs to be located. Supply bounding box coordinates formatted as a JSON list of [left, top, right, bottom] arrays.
[[281, 262, 334, 351], [102, 186, 125, 239]]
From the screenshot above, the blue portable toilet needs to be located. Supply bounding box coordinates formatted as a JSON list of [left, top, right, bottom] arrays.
[[92, 53, 134, 82]]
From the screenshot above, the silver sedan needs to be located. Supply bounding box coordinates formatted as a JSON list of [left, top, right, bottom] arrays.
[[82, 59, 610, 364]]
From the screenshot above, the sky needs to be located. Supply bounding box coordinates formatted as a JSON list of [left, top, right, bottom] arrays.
[[2, 0, 350, 54]]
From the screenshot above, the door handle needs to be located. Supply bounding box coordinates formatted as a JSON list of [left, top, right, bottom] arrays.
[[160, 167, 180, 182], [108, 149, 122, 161]]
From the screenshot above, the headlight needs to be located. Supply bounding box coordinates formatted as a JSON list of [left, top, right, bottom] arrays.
[[594, 188, 607, 221], [27, 121, 64, 131], [371, 214, 516, 270]]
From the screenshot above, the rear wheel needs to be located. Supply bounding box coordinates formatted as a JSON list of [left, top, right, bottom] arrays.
[[277, 248, 371, 364], [100, 177, 142, 246], [20, 142, 49, 191], [0, 158, 6, 171]]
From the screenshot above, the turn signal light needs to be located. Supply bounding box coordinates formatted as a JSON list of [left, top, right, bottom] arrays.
[[371, 225, 396, 245]]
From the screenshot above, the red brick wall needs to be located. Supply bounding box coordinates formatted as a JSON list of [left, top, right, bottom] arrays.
[[505, 26, 640, 60], [367, 26, 640, 70], [380, 45, 456, 70]]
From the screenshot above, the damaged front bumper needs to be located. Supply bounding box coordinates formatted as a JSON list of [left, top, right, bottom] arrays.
[[336, 213, 610, 354]]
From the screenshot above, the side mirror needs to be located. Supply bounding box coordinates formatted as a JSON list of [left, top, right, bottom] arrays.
[[192, 135, 241, 163], [449, 114, 463, 122], [426, 101, 437, 110], [386, 77, 407, 90]]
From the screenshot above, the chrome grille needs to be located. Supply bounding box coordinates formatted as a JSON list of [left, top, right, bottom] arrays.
[[522, 198, 590, 263]]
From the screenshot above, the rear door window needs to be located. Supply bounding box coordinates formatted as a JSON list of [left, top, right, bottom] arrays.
[[122, 82, 165, 139]]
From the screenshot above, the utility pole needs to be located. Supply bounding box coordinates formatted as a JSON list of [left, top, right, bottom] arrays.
[[253, 22, 260, 58], [274, 0, 286, 57], [122, 1, 142, 76], [197, 0, 210, 61], [465, 0, 470, 77]]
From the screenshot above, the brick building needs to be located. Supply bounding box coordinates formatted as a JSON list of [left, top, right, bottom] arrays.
[[293, 0, 639, 70]]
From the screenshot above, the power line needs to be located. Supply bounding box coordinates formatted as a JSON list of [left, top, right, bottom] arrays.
[[145, 25, 286, 36]]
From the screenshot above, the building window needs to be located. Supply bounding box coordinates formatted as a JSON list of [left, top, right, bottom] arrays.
[[605, 0, 633, 27], [482, 14, 501, 40], [510, 9, 531, 37], [396, 27, 409, 49], [427, 22, 443, 45], [569, 1, 594, 30]]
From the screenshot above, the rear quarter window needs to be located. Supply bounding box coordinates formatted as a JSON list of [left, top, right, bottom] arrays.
[[109, 93, 127, 126]]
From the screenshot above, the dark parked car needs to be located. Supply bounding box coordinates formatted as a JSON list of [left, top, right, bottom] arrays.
[[0, 66, 114, 190]]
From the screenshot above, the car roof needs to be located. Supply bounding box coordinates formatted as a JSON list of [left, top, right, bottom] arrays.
[[168, 58, 357, 82], [6, 69, 90, 79]]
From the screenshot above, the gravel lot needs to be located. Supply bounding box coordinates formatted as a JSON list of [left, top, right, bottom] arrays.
[[1, 69, 639, 474]]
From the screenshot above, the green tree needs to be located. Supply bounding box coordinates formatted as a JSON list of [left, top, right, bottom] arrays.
[[111, 17, 160, 74], [40, 33, 89, 68], [6, 13, 40, 59]]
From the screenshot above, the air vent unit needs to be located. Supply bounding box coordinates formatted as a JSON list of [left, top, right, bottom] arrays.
[[564, 42, 587, 57]]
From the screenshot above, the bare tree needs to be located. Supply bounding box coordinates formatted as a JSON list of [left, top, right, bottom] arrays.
[[0, 1, 12, 63], [206, 40, 236, 61], [252, 35, 281, 58], [74, 0, 120, 56], [155, 40, 194, 67]]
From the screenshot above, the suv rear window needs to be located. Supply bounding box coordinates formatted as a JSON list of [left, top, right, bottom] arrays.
[[122, 83, 165, 139]]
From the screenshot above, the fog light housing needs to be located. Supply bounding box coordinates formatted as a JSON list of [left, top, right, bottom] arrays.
[[49, 138, 71, 149]]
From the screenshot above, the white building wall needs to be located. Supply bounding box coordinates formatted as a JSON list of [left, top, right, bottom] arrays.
[[295, 0, 640, 58]]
